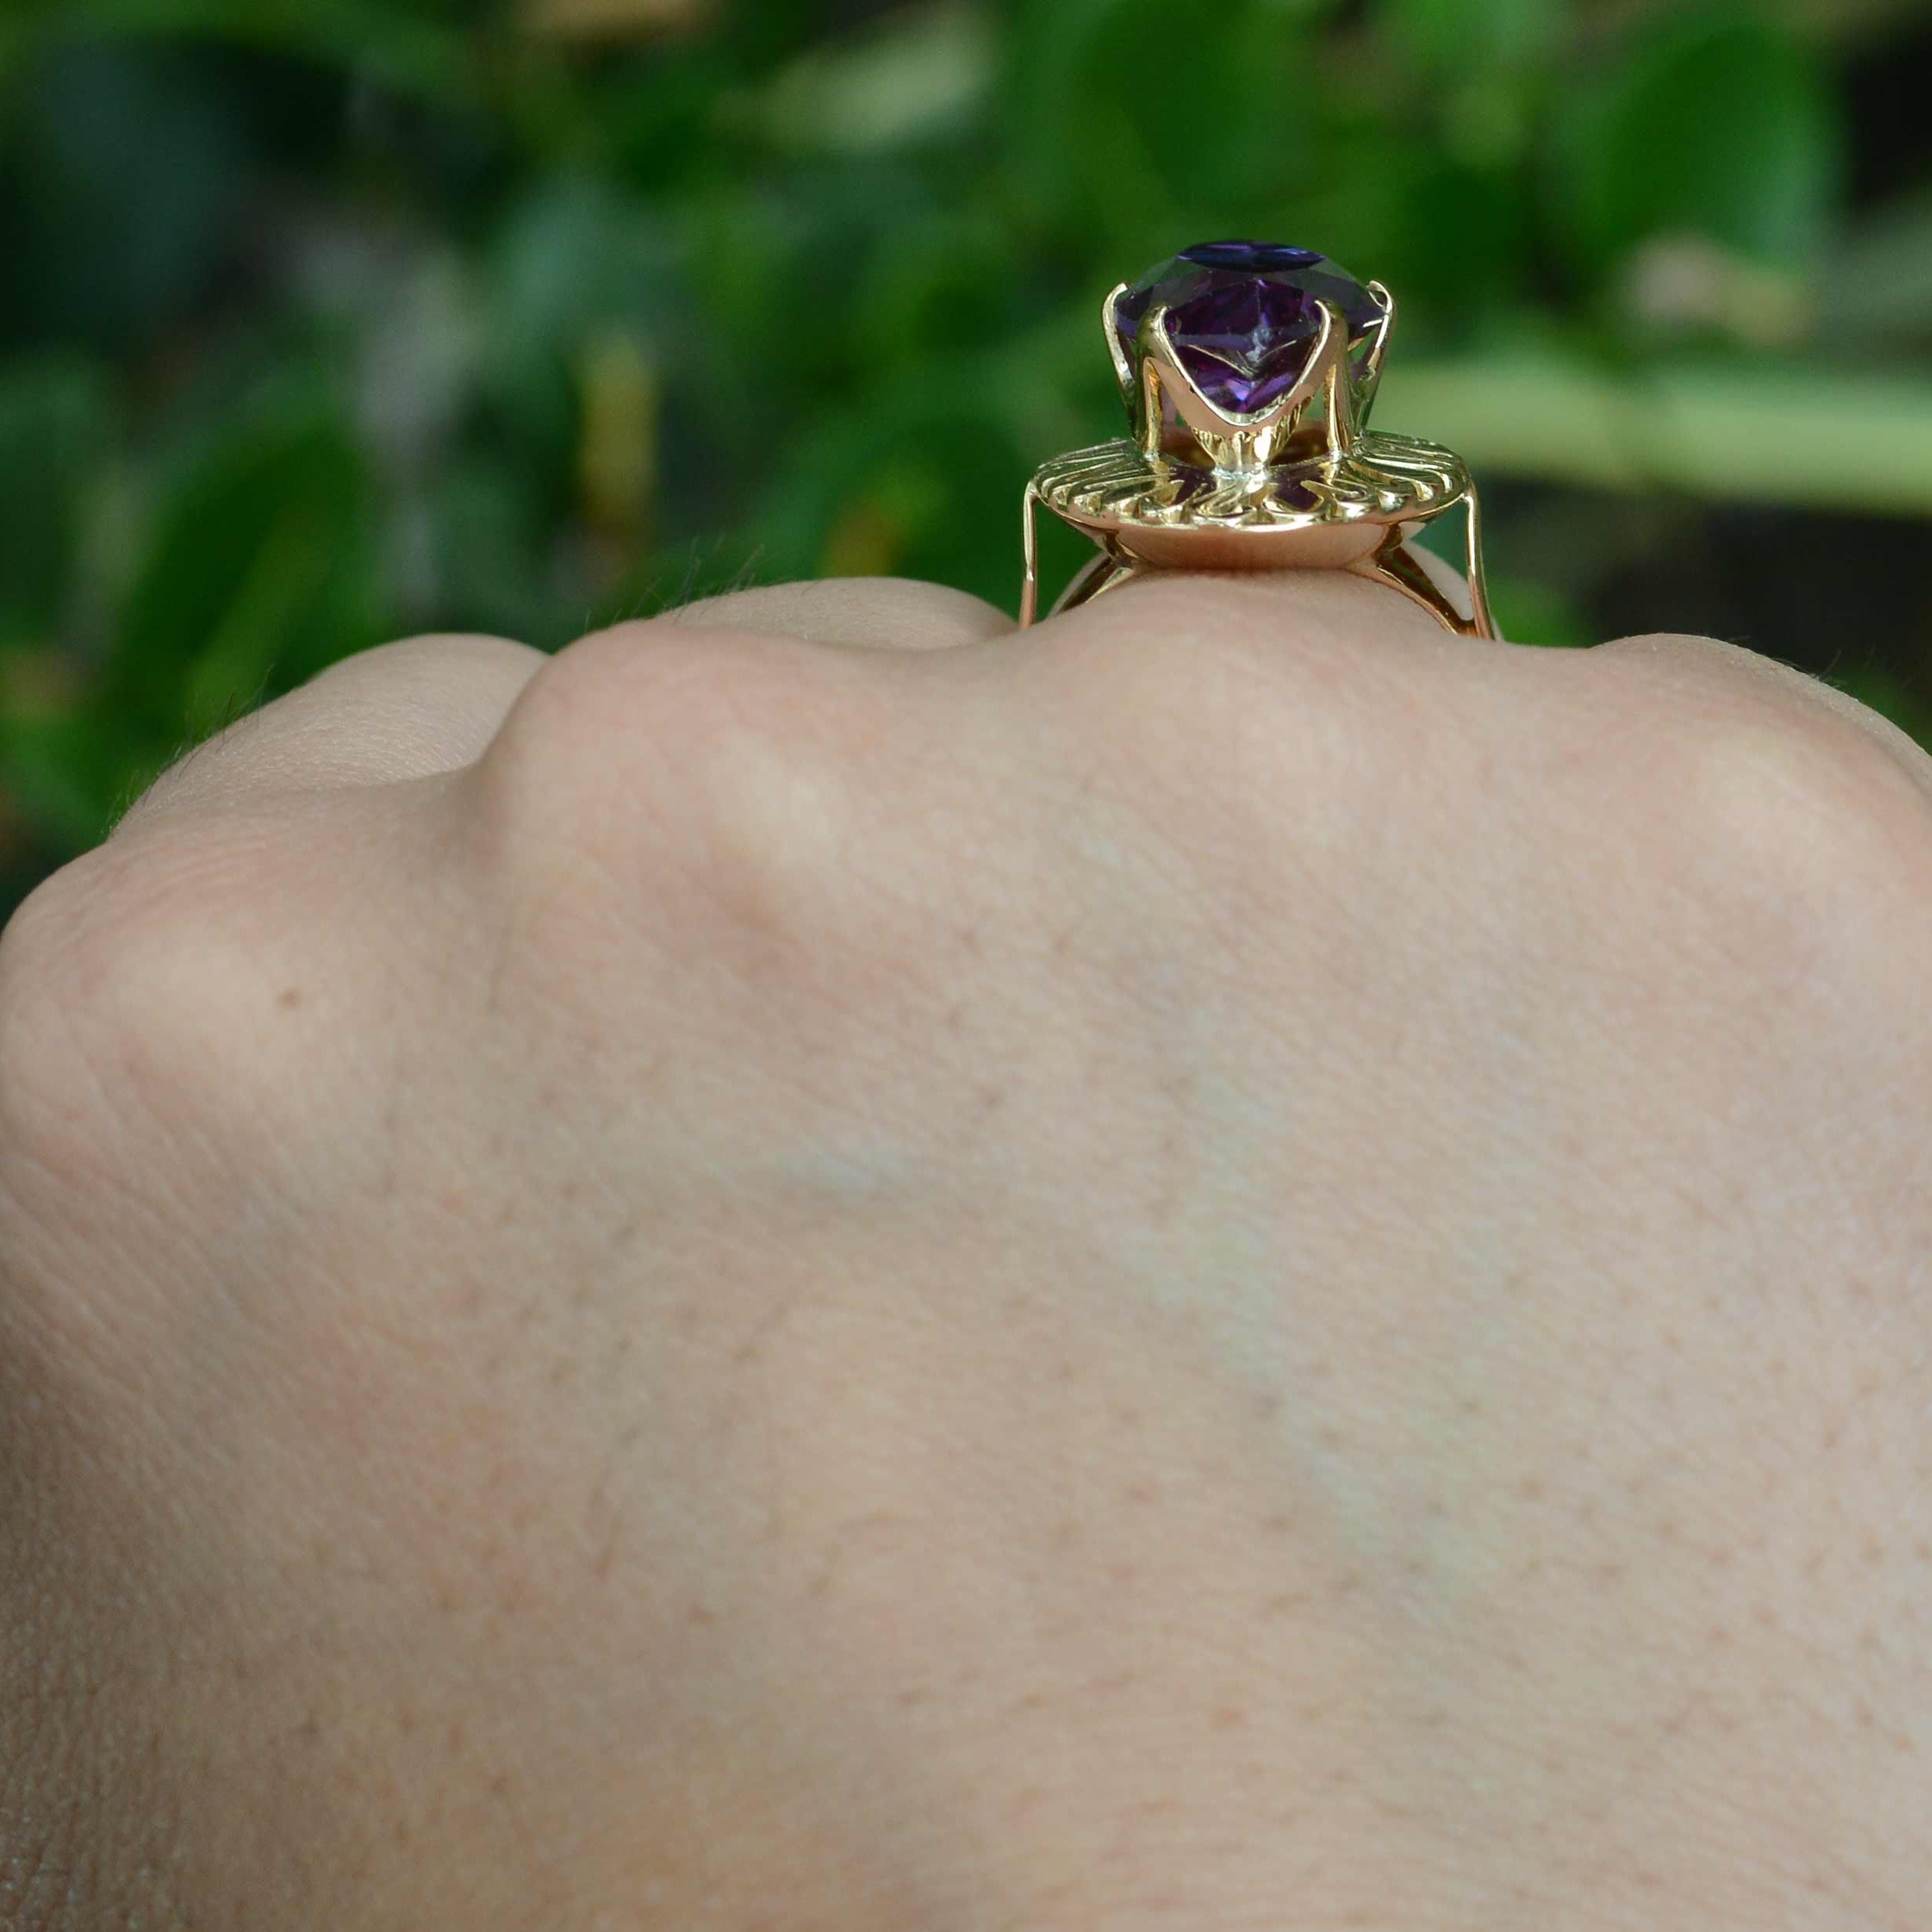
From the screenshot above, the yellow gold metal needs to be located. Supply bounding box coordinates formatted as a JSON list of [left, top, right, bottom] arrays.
[[1103, 281, 1134, 403], [1020, 479, 1041, 629], [1138, 316, 1167, 462], [1023, 261, 1496, 639], [1358, 279, 1395, 413]]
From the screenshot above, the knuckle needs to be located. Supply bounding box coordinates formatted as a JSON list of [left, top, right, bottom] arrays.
[[310, 629, 538, 683], [0, 860, 89, 1029], [458, 622, 951, 1159], [1590, 635, 1932, 877], [470, 622, 873, 954], [0, 853, 117, 1119], [0, 834, 333, 1196], [1630, 685, 1932, 980], [1685, 708, 1927, 882], [1054, 577, 1416, 889], [0, 855, 132, 1221]]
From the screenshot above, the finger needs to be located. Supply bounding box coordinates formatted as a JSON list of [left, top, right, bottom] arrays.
[[650, 575, 1013, 651], [1590, 631, 1932, 805], [115, 633, 548, 837], [1064, 558, 1478, 657], [1078, 544, 1488, 641]]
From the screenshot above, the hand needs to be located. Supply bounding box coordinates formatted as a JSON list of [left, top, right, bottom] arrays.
[[3, 571, 1928, 1930]]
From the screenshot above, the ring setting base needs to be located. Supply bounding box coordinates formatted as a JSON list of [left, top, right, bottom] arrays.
[[1027, 430, 1492, 636]]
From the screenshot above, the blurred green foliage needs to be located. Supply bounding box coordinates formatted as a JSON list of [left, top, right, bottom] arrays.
[[2, 0, 1930, 911]]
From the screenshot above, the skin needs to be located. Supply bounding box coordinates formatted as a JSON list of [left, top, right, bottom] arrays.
[[0, 568, 1928, 1930]]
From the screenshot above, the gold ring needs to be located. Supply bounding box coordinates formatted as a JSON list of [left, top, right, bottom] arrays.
[[1020, 240, 1495, 638]]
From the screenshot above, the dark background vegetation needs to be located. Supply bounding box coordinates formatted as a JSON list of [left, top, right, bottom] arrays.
[[3, 0, 1930, 920]]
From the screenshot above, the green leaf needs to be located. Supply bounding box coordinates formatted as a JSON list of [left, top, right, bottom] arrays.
[[423, 457, 568, 648], [1003, 0, 1335, 255], [179, 500, 340, 740], [0, 707, 159, 851], [1552, 9, 1845, 280], [110, 386, 384, 735], [0, 40, 252, 351], [0, 356, 111, 643], [754, 357, 1033, 615], [1383, 0, 1556, 72], [0, 0, 480, 107], [1485, 573, 1592, 647], [1835, 664, 1932, 753], [484, 174, 683, 457], [744, 0, 994, 156]]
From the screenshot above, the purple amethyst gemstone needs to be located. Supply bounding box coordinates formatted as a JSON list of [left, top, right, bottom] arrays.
[[1113, 240, 1382, 416]]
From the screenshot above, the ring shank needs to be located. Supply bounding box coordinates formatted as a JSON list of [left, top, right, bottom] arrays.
[[1047, 528, 1491, 638]]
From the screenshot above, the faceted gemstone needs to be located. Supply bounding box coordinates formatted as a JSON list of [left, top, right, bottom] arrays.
[[1113, 240, 1382, 416]]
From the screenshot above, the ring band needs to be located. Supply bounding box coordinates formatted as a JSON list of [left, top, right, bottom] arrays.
[[1019, 240, 1495, 638]]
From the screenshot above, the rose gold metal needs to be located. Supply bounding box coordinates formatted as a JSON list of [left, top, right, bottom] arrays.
[[1047, 525, 1487, 637]]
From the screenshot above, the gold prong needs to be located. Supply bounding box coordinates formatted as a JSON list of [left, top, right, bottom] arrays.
[[1310, 298, 1359, 461], [1358, 280, 1396, 416], [1103, 282, 1134, 401], [1143, 304, 1252, 439], [1462, 479, 1495, 638], [1020, 479, 1040, 628], [1137, 337, 1166, 460]]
